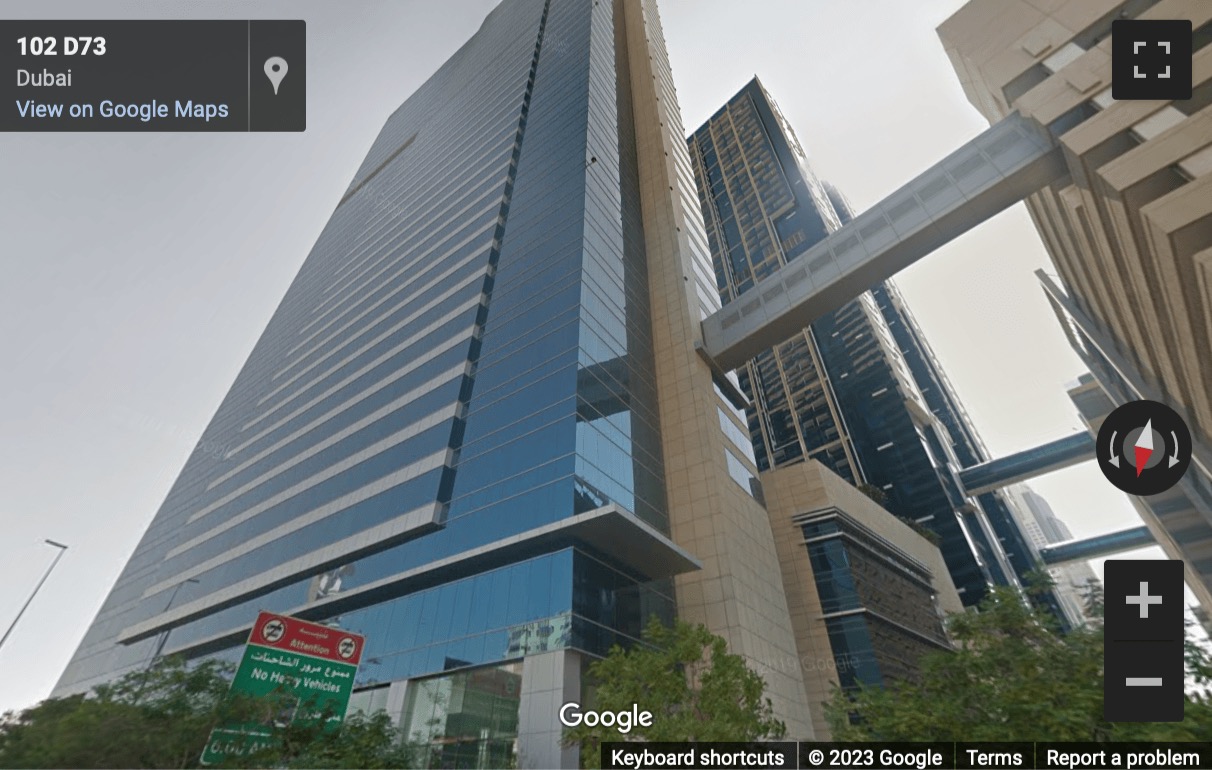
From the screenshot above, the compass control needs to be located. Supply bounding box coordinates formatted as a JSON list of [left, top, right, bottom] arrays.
[[1097, 400, 1192, 496]]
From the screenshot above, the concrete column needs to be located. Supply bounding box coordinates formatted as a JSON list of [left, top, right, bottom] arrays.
[[618, 0, 815, 738], [516, 650, 581, 770], [384, 678, 411, 732]]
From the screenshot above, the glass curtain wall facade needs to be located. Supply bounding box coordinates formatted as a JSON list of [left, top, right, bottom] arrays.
[[53, 1, 697, 764], [868, 278, 1041, 604], [688, 78, 1032, 605]]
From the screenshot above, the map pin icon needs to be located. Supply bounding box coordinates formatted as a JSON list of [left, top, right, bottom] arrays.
[[264, 57, 288, 95]]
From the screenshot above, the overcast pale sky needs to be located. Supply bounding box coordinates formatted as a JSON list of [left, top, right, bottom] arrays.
[[0, 0, 1151, 715]]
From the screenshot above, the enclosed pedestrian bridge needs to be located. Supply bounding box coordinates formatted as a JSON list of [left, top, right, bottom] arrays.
[[700, 111, 1068, 371]]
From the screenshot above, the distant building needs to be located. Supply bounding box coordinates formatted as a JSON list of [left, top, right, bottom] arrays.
[[1005, 484, 1100, 626], [688, 77, 1039, 607]]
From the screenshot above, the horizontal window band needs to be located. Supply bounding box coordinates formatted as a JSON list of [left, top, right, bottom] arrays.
[[121, 504, 699, 654], [120, 501, 448, 645], [259, 288, 486, 406], [288, 237, 495, 369], [185, 399, 463, 531], [208, 365, 467, 491], [260, 251, 491, 415], [322, 132, 519, 297], [225, 340, 473, 472], [231, 323, 479, 455], [159, 461, 452, 597], [153, 447, 454, 593], [179, 426, 456, 548], [284, 213, 501, 360], [334, 91, 527, 237], [304, 171, 505, 325], [301, 192, 507, 336]]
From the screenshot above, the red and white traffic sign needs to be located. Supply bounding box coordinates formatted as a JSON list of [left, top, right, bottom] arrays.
[[247, 610, 364, 665]]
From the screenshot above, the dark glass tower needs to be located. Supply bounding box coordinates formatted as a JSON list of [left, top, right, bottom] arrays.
[[688, 77, 1034, 606], [869, 278, 1043, 611]]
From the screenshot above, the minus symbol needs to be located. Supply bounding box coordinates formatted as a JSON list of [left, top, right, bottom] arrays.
[[1126, 677, 1163, 686]]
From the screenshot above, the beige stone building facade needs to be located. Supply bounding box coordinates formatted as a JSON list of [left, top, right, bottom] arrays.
[[623, 0, 816, 741], [940, 0, 1212, 601]]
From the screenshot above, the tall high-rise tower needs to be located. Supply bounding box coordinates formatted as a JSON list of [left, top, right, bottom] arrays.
[[688, 78, 1039, 606], [53, 2, 815, 765]]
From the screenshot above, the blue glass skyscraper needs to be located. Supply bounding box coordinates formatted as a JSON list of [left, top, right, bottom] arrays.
[[54, 3, 817, 765]]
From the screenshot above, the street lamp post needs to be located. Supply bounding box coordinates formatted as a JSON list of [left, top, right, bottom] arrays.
[[0, 539, 68, 653]]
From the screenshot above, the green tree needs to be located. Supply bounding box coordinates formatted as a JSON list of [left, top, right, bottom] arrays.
[[824, 583, 1212, 741], [0, 657, 421, 769], [896, 517, 941, 546], [0, 659, 238, 769], [856, 483, 889, 509], [233, 710, 426, 769], [563, 618, 785, 768]]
